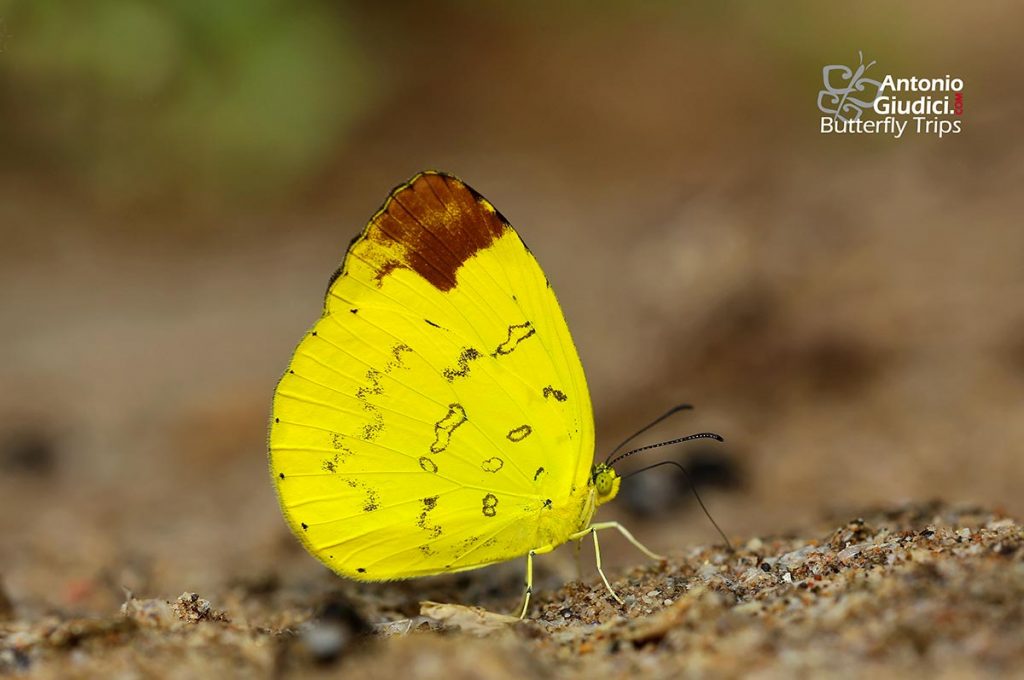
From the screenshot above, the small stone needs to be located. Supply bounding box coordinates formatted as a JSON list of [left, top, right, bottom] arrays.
[[302, 622, 349, 663], [986, 518, 1014, 530], [838, 543, 867, 561], [299, 593, 371, 664], [171, 592, 227, 624], [121, 596, 176, 628]]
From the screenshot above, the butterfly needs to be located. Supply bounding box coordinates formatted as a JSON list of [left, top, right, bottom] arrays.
[[268, 171, 722, 617]]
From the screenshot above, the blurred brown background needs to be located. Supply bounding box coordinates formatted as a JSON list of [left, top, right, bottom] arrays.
[[2, 1, 1022, 618]]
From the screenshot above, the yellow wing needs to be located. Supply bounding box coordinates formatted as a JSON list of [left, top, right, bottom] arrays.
[[269, 171, 595, 580]]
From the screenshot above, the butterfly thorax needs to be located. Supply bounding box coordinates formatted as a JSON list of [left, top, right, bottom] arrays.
[[534, 464, 620, 551]]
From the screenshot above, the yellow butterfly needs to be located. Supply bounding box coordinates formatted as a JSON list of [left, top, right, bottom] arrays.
[[268, 171, 722, 617]]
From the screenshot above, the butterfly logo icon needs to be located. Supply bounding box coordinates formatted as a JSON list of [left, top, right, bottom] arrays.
[[817, 51, 883, 122]]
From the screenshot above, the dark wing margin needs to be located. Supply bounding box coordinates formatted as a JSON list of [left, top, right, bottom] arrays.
[[327, 171, 511, 294]]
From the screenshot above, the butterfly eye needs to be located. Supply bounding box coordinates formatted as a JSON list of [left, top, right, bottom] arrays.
[[594, 467, 615, 496]]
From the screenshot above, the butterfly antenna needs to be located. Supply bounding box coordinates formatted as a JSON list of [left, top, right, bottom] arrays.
[[622, 460, 733, 551], [604, 403, 694, 464], [607, 431, 723, 469]]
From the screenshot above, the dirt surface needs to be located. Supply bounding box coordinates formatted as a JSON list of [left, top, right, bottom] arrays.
[[3, 502, 1020, 678]]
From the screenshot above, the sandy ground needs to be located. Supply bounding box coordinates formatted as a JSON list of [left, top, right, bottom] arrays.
[[2, 502, 1020, 678]]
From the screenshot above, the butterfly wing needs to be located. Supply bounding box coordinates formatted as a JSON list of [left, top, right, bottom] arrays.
[[269, 172, 594, 580]]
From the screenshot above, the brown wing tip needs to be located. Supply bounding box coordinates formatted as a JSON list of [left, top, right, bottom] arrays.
[[354, 171, 511, 291], [402, 171, 514, 227]]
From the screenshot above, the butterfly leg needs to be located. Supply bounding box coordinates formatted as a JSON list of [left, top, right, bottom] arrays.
[[587, 521, 666, 561], [567, 521, 667, 605], [589, 527, 623, 604], [518, 549, 536, 620]]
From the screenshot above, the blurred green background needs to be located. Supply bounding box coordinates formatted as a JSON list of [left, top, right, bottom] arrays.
[[2, 1, 1022, 616]]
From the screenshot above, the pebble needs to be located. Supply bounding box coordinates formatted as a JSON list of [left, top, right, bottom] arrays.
[[302, 623, 351, 663], [838, 542, 868, 561], [987, 518, 1015, 530]]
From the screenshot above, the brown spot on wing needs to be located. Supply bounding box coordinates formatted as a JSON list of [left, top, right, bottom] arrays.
[[482, 493, 498, 517], [417, 496, 442, 538], [507, 425, 533, 442], [481, 457, 504, 473], [358, 172, 509, 292], [443, 347, 482, 382], [493, 322, 536, 357], [431, 403, 468, 453], [543, 386, 568, 402]]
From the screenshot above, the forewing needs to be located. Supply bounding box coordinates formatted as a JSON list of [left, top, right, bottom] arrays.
[[269, 172, 594, 579]]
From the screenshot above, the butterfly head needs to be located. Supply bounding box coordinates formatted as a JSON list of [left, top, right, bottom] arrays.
[[591, 463, 621, 507]]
